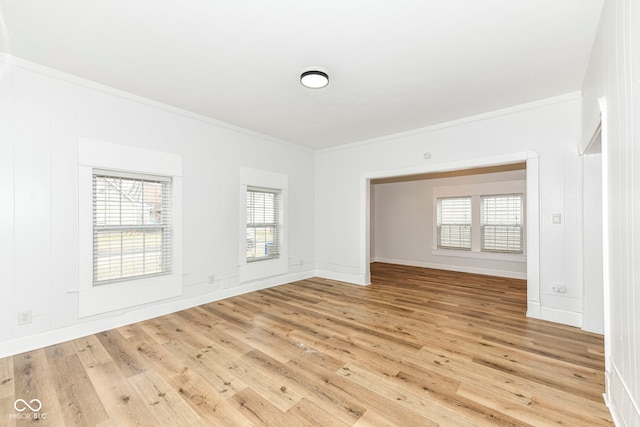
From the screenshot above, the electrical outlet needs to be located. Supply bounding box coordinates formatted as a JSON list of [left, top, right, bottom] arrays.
[[552, 285, 567, 294], [208, 274, 215, 284], [18, 310, 32, 325]]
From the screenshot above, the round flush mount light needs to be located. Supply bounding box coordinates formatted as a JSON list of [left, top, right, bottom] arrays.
[[300, 69, 329, 89]]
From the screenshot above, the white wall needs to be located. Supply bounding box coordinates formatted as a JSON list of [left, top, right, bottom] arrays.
[[581, 153, 604, 334], [369, 182, 376, 260], [373, 169, 527, 279], [581, 0, 640, 424], [0, 55, 316, 357], [315, 95, 582, 325]]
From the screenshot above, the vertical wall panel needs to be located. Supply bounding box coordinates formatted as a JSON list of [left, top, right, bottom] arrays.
[[12, 68, 52, 336], [582, 154, 604, 333], [619, 0, 633, 397], [584, 0, 640, 423], [631, 0, 640, 410], [0, 64, 15, 340], [49, 80, 81, 329]]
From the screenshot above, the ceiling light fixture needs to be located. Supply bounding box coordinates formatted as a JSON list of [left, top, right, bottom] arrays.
[[300, 69, 329, 89]]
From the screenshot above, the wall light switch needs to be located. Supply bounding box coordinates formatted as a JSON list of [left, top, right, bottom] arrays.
[[552, 213, 562, 224]]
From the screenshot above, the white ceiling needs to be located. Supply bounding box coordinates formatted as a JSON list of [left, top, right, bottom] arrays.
[[0, 0, 604, 150]]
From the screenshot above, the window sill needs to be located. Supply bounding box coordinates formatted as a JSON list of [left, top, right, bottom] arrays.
[[431, 248, 526, 263]]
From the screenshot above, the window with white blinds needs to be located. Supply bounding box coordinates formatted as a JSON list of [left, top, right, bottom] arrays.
[[481, 194, 524, 253], [437, 196, 472, 250], [246, 187, 281, 262], [93, 170, 172, 284]]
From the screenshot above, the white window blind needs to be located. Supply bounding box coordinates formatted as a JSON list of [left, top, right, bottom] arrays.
[[93, 170, 172, 284], [246, 187, 281, 262], [481, 194, 524, 253], [437, 197, 472, 250]]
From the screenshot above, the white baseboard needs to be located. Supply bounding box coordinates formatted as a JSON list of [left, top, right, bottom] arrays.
[[0, 270, 315, 359], [581, 324, 605, 335], [314, 269, 369, 286], [539, 306, 582, 328], [526, 301, 541, 319], [602, 389, 622, 427], [607, 362, 640, 427], [372, 257, 527, 280]]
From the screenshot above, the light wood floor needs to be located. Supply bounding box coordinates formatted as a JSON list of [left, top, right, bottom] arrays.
[[1, 263, 612, 426]]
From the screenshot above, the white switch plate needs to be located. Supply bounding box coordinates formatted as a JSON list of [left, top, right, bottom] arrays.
[[552, 213, 562, 224]]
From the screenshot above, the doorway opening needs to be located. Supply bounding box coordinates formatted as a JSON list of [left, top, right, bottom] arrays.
[[360, 151, 541, 319]]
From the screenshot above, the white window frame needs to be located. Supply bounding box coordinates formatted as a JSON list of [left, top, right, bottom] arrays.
[[239, 168, 287, 283], [78, 138, 182, 317], [436, 196, 472, 250], [480, 193, 524, 254], [246, 186, 281, 263], [92, 170, 173, 284]]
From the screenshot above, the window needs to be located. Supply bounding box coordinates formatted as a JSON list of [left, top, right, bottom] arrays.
[[93, 170, 172, 284], [432, 179, 526, 264], [79, 138, 182, 317], [246, 187, 281, 262], [437, 196, 471, 250], [239, 168, 287, 283], [481, 194, 524, 253]]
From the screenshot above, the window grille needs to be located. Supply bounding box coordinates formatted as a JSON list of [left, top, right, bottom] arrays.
[[246, 187, 281, 262], [437, 197, 472, 250], [481, 194, 524, 253], [93, 170, 172, 284]]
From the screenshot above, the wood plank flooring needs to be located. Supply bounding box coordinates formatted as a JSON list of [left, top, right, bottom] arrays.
[[0, 263, 613, 426]]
